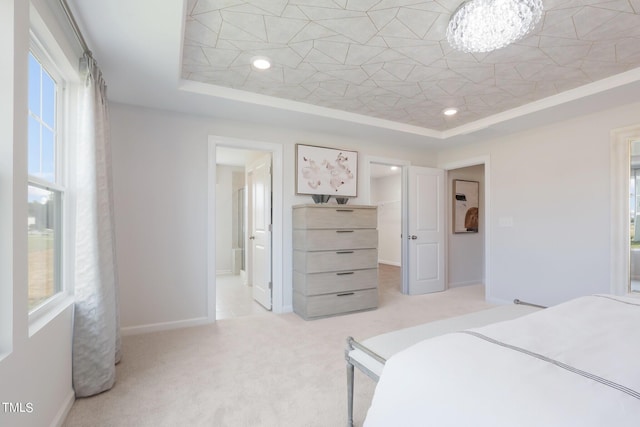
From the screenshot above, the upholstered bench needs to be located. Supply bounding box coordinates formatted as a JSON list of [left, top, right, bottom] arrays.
[[345, 301, 544, 427]]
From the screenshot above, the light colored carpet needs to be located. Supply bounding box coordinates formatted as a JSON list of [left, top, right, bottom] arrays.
[[63, 266, 492, 426]]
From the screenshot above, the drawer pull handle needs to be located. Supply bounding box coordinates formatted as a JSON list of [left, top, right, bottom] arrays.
[[337, 292, 355, 297], [336, 209, 354, 212], [336, 230, 354, 233], [336, 271, 355, 276], [336, 251, 354, 254]]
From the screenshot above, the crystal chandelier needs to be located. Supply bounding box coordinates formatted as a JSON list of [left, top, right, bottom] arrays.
[[447, 0, 543, 53]]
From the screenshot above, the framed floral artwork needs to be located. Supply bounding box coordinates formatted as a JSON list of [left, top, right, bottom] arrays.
[[296, 144, 358, 197]]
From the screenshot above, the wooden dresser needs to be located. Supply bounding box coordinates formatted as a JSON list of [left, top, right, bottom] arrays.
[[292, 204, 378, 320]]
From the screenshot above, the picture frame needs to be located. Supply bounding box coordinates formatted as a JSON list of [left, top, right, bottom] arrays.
[[453, 180, 479, 233], [295, 144, 358, 197]]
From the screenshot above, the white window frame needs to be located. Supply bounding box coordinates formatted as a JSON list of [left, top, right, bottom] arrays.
[[27, 9, 77, 334]]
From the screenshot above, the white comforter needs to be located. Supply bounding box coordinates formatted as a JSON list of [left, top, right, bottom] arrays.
[[365, 295, 640, 426]]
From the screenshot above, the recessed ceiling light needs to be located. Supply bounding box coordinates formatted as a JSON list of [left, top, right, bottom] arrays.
[[443, 107, 458, 116], [390, 166, 399, 171], [251, 56, 271, 70]]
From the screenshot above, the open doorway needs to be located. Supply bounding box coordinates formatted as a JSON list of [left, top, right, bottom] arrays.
[[209, 137, 283, 321], [446, 164, 485, 288], [367, 158, 487, 296], [629, 139, 640, 292], [369, 163, 403, 297], [368, 158, 448, 297], [215, 146, 272, 319], [611, 125, 640, 296], [440, 156, 490, 299]]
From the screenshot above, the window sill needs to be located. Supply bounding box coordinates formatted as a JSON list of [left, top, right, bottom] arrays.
[[29, 293, 74, 338]]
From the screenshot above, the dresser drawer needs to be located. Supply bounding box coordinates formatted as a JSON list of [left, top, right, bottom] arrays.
[[293, 249, 377, 274], [293, 268, 378, 296], [293, 288, 378, 319], [293, 229, 377, 251], [293, 206, 377, 229]]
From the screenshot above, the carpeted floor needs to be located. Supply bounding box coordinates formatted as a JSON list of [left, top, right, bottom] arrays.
[[63, 266, 491, 426]]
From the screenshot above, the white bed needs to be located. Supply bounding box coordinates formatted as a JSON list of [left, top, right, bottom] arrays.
[[364, 295, 640, 426]]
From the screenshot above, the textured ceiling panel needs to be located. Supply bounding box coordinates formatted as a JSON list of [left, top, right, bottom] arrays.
[[182, 0, 640, 131]]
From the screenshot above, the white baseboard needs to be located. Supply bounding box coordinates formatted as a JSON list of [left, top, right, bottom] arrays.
[[448, 280, 482, 288], [120, 316, 212, 336], [486, 295, 513, 305], [378, 260, 401, 267], [216, 269, 232, 275], [50, 389, 75, 427]]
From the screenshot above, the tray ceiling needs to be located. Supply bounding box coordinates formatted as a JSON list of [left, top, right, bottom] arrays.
[[182, 0, 640, 132]]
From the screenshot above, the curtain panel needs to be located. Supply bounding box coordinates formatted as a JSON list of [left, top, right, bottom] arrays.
[[72, 53, 121, 397]]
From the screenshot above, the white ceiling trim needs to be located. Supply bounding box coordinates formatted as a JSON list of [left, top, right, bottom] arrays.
[[440, 67, 640, 138], [179, 78, 443, 138], [180, 66, 640, 140]]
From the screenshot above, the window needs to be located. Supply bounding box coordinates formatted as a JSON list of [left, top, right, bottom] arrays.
[[631, 168, 639, 248], [27, 51, 65, 311], [630, 140, 640, 293]]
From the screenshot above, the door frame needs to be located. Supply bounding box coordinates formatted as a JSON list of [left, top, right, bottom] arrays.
[[610, 124, 640, 295], [208, 136, 284, 322], [439, 156, 491, 300], [365, 155, 491, 298]]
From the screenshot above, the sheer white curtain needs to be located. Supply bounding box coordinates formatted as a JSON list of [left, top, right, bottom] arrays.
[[72, 53, 121, 397]]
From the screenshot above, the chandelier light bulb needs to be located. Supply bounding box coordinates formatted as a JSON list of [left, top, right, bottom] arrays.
[[447, 0, 543, 53]]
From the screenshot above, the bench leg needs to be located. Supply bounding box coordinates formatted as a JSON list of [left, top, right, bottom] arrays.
[[347, 360, 355, 427]]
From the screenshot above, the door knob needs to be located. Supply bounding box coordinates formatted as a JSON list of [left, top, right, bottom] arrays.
[[409, 235, 417, 240], [249, 236, 255, 240]]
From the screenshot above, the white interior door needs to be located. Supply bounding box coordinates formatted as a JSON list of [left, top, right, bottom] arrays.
[[249, 154, 272, 309], [406, 166, 445, 294]]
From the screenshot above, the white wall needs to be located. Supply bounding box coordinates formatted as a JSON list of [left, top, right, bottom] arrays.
[[0, 1, 75, 426], [112, 98, 640, 326], [438, 102, 640, 306], [371, 174, 402, 266], [110, 102, 438, 331], [110, 107, 210, 330], [448, 165, 484, 287]]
